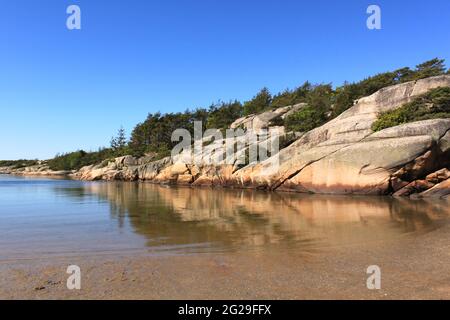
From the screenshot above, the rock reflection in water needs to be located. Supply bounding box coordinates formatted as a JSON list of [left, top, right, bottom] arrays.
[[81, 182, 450, 254]]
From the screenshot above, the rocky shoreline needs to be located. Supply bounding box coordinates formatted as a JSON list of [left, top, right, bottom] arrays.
[[3, 75, 450, 199]]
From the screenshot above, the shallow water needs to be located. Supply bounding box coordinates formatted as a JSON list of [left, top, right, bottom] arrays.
[[0, 174, 449, 260]]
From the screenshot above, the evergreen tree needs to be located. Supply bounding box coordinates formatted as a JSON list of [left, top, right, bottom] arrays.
[[410, 58, 446, 80], [243, 87, 272, 116], [47, 58, 448, 168], [206, 100, 243, 130], [271, 89, 295, 108], [111, 126, 127, 151]]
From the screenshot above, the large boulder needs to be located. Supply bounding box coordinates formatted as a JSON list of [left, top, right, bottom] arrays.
[[416, 179, 450, 198], [439, 131, 450, 153], [72, 75, 450, 197], [230, 104, 305, 131], [137, 157, 172, 180], [233, 75, 450, 194], [115, 155, 138, 168], [278, 135, 434, 195]]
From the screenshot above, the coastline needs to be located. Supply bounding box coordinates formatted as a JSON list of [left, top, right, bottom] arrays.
[[1, 166, 450, 199], [3, 76, 450, 199], [2, 164, 450, 300], [3, 3, 450, 302]]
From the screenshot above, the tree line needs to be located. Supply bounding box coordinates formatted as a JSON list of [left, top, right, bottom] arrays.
[[46, 58, 449, 171]]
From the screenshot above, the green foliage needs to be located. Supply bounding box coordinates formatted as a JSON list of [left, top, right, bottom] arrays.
[[47, 148, 119, 171], [271, 82, 312, 108], [284, 105, 323, 132], [243, 87, 272, 116], [110, 126, 127, 151], [270, 89, 295, 109], [331, 59, 447, 117], [372, 87, 450, 131], [332, 68, 412, 117], [284, 84, 333, 132], [206, 100, 243, 130], [90, 58, 450, 162], [36, 58, 448, 169], [408, 58, 446, 80], [0, 159, 39, 169], [307, 84, 333, 111], [129, 108, 209, 157]]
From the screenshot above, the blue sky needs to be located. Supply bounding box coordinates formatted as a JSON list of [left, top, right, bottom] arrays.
[[1, 0, 449, 160]]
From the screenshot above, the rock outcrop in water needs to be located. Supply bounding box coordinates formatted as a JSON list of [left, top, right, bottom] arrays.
[[0, 162, 70, 176], [3, 75, 450, 198]]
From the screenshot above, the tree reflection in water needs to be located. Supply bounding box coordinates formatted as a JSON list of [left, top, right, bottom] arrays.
[[70, 182, 450, 254]]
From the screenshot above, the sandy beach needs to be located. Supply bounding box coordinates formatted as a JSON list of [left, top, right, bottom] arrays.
[[1, 222, 449, 300]]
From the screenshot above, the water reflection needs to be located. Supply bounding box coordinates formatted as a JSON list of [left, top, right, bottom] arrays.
[[2, 174, 449, 257], [80, 182, 450, 253]]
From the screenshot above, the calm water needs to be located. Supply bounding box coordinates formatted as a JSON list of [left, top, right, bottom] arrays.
[[1, 174, 449, 260]]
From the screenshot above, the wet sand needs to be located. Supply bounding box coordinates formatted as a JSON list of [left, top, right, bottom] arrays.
[[1, 224, 449, 300]]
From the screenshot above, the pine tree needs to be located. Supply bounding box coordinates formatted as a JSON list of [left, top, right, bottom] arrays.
[[116, 126, 127, 149], [243, 87, 272, 116], [412, 58, 446, 80], [111, 126, 127, 151]]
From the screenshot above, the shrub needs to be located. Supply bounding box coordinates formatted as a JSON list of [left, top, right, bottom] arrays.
[[0, 159, 39, 169], [284, 105, 328, 132], [283, 84, 332, 132], [47, 148, 118, 171], [39, 58, 447, 168], [331, 59, 447, 118], [271, 82, 312, 108], [372, 87, 450, 131]]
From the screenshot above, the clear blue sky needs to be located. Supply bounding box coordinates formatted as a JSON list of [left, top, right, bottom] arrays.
[[1, 0, 449, 160]]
